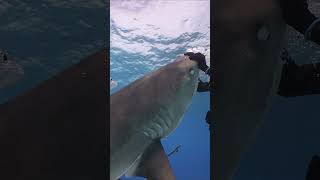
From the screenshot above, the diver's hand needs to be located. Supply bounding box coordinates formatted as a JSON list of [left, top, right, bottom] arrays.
[[184, 52, 209, 72]]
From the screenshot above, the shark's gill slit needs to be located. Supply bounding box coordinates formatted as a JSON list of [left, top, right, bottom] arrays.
[[154, 121, 163, 137], [144, 103, 174, 139], [143, 131, 151, 137], [160, 112, 171, 132], [155, 111, 169, 134], [144, 127, 157, 139], [161, 103, 174, 133]]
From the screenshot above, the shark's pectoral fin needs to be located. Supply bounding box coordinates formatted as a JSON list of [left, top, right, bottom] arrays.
[[126, 140, 176, 180]]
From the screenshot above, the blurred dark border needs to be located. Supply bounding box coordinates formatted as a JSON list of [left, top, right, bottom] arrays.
[[0, 1, 110, 180]]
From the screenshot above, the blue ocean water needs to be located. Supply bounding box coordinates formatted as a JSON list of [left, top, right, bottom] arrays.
[[110, 0, 210, 179], [0, 2, 105, 104]]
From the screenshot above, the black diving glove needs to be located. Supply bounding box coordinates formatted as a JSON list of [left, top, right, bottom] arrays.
[[184, 52, 209, 72]]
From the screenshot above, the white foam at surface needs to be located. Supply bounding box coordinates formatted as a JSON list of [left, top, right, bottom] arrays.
[[110, 0, 210, 86]]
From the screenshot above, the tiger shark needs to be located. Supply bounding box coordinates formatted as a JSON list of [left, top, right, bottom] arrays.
[[110, 56, 199, 180], [0, 57, 24, 89], [212, 0, 287, 179], [0, 49, 108, 179]]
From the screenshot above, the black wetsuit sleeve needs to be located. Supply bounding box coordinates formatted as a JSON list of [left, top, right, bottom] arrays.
[[278, 62, 320, 97], [205, 67, 213, 76], [197, 81, 210, 92], [280, 0, 317, 34], [306, 155, 320, 180], [196, 67, 213, 92]]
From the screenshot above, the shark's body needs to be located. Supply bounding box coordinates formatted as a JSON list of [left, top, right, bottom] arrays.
[[212, 0, 287, 179], [0, 58, 24, 89], [110, 56, 199, 180], [0, 49, 107, 180]]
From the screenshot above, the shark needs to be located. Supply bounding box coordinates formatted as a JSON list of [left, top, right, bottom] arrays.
[[0, 56, 24, 89], [110, 56, 199, 180], [212, 0, 287, 179], [0, 49, 108, 180]]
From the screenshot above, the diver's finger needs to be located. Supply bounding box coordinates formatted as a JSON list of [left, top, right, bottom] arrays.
[[184, 52, 194, 57]]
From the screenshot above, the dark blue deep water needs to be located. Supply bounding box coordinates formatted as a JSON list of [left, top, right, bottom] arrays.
[[0, 1, 106, 104]]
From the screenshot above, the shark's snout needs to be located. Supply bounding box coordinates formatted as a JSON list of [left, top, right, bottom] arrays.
[[187, 65, 200, 96], [176, 56, 199, 81]]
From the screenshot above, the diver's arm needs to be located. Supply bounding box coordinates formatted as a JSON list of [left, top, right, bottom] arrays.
[[197, 80, 210, 92], [306, 155, 320, 180], [278, 48, 320, 97], [307, 19, 320, 45], [197, 66, 212, 92], [205, 66, 213, 76], [280, 0, 316, 35], [278, 62, 320, 97], [198, 65, 212, 92], [280, 0, 320, 45]]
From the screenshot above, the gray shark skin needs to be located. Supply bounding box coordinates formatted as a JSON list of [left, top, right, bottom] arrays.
[[0, 58, 24, 89], [0, 49, 107, 180], [212, 0, 287, 179], [110, 56, 199, 180]]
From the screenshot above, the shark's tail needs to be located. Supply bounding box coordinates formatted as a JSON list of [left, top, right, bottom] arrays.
[[306, 155, 320, 180]]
